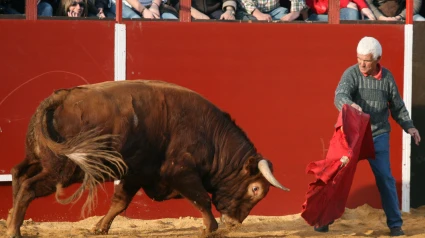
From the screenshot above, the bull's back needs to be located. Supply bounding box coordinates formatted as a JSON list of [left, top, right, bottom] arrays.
[[50, 80, 215, 142]]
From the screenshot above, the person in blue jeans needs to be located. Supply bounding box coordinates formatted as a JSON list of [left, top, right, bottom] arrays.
[[110, 0, 178, 19], [1, 0, 53, 16], [324, 36, 421, 237], [305, 0, 377, 21], [236, 0, 307, 21], [307, 7, 359, 21]]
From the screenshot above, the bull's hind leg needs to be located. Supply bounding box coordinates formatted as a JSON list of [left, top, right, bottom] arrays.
[[6, 170, 55, 238], [169, 173, 218, 234], [6, 160, 41, 228], [93, 178, 141, 234]]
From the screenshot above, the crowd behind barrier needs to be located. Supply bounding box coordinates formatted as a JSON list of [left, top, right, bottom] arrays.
[[0, 0, 424, 22]]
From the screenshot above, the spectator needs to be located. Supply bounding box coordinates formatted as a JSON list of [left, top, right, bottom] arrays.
[[172, 0, 237, 20], [38, 0, 54, 16], [110, 0, 178, 19], [236, 0, 306, 21], [1, 0, 54, 16], [88, 0, 115, 18], [365, 0, 425, 21], [0, 0, 18, 14], [306, 0, 376, 21], [57, 0, 88, 17]]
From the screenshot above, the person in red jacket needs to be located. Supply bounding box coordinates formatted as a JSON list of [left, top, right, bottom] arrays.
[[305, 0, 376, 21]]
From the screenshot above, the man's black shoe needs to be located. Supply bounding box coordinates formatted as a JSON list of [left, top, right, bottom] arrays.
[[313, 220, 334, 233], [390, 227, 405, 236]]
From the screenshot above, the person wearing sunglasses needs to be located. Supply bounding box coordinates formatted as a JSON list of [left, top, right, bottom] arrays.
[[57, 0, 88, 17]]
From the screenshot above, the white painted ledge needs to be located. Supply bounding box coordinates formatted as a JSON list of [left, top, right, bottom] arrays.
[[0, 174, 12, 182], [114, 23, 126, 81], [402, 24, 413, 213]]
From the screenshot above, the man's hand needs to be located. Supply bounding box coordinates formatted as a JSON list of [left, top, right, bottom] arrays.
[[408, 128, 421, 146], [361, 8, 376, 20], [346, 1, 358, 10], [191, 7, 210, 19], [378, 16, 398, 21], [97, 8, 106, 19], [220, 9, 235, 20], [142, 8, 157, 19], [280, 11, 300, 21], [252, 9, 272, 21], [350, 103, 362, 112], [148, 3, 160, 19]]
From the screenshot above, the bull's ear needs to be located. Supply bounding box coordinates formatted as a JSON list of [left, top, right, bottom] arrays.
[[244, 156, 260, 175]]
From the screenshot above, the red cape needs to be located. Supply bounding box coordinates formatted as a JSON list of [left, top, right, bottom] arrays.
[[301, 104, 375, 227]]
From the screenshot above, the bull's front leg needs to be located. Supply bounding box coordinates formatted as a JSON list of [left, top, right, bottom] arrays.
[[93, 179, 141, 234], [169, 173, 218, 235]]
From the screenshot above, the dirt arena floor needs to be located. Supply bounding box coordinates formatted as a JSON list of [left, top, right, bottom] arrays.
[[2, 204, 425, 238]]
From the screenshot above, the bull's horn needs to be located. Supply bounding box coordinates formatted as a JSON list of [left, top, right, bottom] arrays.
[[258, 160, 290, 191]]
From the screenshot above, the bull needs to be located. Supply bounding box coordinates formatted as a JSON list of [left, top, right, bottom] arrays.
[[6, 80, 289, 237]]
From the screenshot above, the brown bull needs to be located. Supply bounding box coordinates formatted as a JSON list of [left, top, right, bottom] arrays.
[[6, 80, 289, 237]]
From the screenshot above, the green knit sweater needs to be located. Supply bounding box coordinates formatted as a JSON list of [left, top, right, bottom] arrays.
[[334, 64, 414, 137]]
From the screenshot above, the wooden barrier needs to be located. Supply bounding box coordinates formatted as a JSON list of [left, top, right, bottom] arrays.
[[0, 20, 409, 221]]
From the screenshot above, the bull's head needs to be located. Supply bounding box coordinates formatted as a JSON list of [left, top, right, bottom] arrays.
[[212, 156, 289, 227]]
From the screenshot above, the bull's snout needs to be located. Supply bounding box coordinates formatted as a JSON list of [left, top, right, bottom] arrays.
[[220, 214, 242, 227]]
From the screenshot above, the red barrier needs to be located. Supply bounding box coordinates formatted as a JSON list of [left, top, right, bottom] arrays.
[[0, 20, 405, 221]]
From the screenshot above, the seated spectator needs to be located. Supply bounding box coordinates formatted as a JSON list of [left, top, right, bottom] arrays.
[[87, 0, 115, 18], [236, 0, 306, 21], [110, 0, 178, 19], [366, 0, 425, 21], [0, 0, 18, 14], [38, 0, 54, 16], [306, 0, 376, 21], [172, 0, 236, 20], [1, 0, 54, 16], [57, 0, 88, 17]]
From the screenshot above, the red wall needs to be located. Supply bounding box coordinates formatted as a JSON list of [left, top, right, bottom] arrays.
[[0, 20, 405, 222]]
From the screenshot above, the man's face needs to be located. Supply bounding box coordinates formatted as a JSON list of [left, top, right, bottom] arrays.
[[357, 53, 380, 75]]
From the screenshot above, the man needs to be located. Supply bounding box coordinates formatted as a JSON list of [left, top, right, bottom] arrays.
[[236, 0, 306, 22], [171, 0, 237, 20], [365, 0, 425, 21], [317, 36, 421, 236]]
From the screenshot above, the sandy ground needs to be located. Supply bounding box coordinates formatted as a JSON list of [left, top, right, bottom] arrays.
[[1, 204, 425, 238]]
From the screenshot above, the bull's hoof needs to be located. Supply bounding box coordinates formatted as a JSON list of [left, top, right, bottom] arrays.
[[92, 228, 109, 235], [199, 226, 221, 238], [6, 231, 22, 238], [6, 208, 13, 227], [199, 228, 230, 238]]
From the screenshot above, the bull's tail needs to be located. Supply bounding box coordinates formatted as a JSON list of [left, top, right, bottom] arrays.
[[54, 130, 127, 217], [33, 89, 128, 218]]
